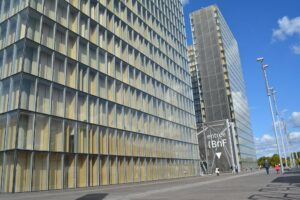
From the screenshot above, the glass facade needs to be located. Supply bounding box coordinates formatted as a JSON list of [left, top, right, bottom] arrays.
[[190, 5, 256, 169], [188, 46, 204, 129], [0, 0, 199, 192]]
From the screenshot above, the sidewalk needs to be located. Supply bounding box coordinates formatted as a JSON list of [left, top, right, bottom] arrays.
[[284, 167, 300, 174], [248, 172, 300, 200]]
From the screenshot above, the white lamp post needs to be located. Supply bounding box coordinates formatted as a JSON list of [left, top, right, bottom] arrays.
[[257, 57, 284, 174]]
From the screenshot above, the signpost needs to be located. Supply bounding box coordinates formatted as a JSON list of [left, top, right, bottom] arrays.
[[197, 119, 239, 174]]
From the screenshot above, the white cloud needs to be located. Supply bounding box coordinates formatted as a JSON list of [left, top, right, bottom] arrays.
[[289, 112, 300, 127], [272, 16, 300, 41], [181, 0, 189, 6], [255, 134, 277, 158], [261, 134, 275, 143], [289, 131, 300, 141], [291, 44, 300, 54]]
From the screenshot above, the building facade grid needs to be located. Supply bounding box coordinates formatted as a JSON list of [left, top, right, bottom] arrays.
[[189, 5, 256, 170], [0, 0, 200, 193]]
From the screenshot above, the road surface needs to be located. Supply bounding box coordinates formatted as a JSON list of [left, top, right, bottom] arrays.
[[0, 170, 299, 200]]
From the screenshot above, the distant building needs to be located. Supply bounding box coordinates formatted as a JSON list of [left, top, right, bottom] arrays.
[[189, 5, 256, 171], [0, 0, 200, 192]]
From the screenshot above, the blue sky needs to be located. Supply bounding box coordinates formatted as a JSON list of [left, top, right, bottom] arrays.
[[182, 0, 300, 157]]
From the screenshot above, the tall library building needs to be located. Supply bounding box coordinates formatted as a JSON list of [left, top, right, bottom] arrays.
[[0, 0, 200, 192]]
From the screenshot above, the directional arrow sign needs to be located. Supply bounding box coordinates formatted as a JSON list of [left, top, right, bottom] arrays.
[[216, 152, 222, 159]]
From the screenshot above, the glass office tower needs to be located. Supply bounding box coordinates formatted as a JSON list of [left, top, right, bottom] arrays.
[[190, 5, 256, 170], [187, 46, 204, 129], [0, 0, 200, 192]]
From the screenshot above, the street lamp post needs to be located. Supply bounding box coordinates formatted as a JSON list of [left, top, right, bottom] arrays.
[[257, 57, 284, 174], [270, 88, 288, 167]]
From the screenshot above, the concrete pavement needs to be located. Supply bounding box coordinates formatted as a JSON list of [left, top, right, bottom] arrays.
[[0, 170, 299, 200]]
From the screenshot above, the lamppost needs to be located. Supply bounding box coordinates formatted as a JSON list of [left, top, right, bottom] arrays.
[[270, 88, 288, 167], [256, 57, 284, 174]]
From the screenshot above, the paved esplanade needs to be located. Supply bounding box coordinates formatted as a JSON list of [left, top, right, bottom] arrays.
[[1, 170, 299, 200]]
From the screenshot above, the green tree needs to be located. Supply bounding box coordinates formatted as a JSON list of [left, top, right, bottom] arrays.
[[270, 154, 280, 167], [257, 156, 271, 167]]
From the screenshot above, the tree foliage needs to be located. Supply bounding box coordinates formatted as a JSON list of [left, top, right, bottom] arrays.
[[257, 152, 300, 167]]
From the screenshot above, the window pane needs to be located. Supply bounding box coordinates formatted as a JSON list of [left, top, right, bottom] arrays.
[[18, 112, 34, 150], [0, 52, 3, 78], [8, 17, 17, 45], [69, 6, 78, 28], [110, 157, 117, 184], [37, 82, 50, 114], [126, 157, 132, 183], [89, 46, 97, 69], [79, 16, 88, 39], [89, 126, 98, 154], [0, 79, 10, 113], [108, 129, 116, 155], [65, 90, 76, 119], [79, 41, 88, 64], [32, 152, 48, 191], [0, 115, 6, 151], [3, 151, 14, 192], [49, 153, 62, 190], [34, 114, 49, 151], [13, 44, 24, 74], [20, 76, 36, 111], [9, 76, 21, 110], [99, 127, 107, 154], [27, 12, 41, 42], [77, 123, 87, 153], [0, 152, 3, 190], [115, 81, 123, 104], [108, 102, 115, 127], [50, 118, 63, 152], [23, 44, 38, 75], [89, 156, 98, 186], [67, 34, 77, 59], [89, 97, 97, 124], [116, 105, 123, 129], [55, 28, 66, 54], [0, 22, 7, 49], [51, 86, 64, 117], [43, 0, 56, 20], [64, 154, 75, 189], [107, 77, 115, 101], [53, 56, 65, 85], [62, 121, 74, 154], [39, 51, 52, 80], [6, 112, 18, 149], [30, 0, 44, 12], [99, 74, 107, 99], [78, 65, 88, 92], [89, 70, 97, 96], [118, 157, 125, 184], [57, 1, 67, 26], [66, 61, 76, 88], [99, 50, 106, 73], [99, 99, 107, 126], [15, 151, 31, 192], [41, 20, 54, 48], [117, 131, 124, 155], [100, 156, 108, 185], [77, 155, 87, 187], [78, 94, 87, 122]]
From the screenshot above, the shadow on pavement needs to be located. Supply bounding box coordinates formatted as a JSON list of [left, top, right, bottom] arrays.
[[272, 175, 300, 184], [76, 193, 108, 200], [248, 175, 300, 200]]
